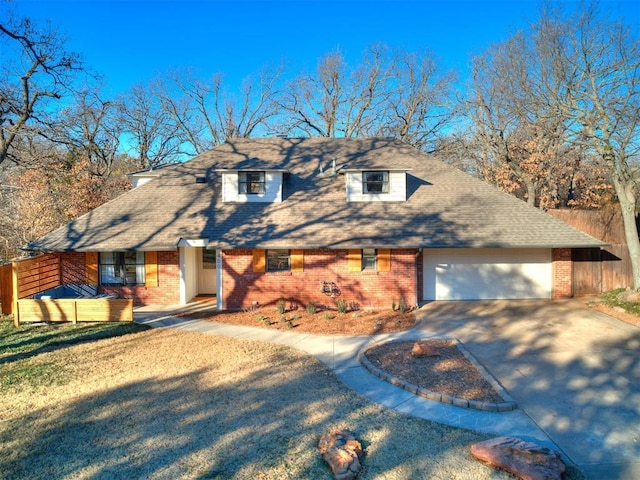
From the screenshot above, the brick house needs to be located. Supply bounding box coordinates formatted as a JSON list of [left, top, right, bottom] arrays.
[[28, 137, 604, 310]]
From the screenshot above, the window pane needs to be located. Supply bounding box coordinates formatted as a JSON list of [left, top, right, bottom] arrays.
[[362, 248, 377, 270], [267, 249, 290, 271], [99, 251, 145, 285], [239, 171, 265, 194], [363, 171, 389, 193], [202, 249, 216, 269]]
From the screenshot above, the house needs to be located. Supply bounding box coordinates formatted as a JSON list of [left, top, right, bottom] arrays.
[[27, 137, 605, 310]]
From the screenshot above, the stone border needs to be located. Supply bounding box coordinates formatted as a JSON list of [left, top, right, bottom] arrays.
[[358, 338, 518, 412]]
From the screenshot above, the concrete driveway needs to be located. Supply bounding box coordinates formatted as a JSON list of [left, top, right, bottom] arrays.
[[416, 299, 640, 480]]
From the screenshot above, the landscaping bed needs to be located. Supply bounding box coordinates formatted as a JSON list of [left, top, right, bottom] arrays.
[[181, 305, 417, 335]]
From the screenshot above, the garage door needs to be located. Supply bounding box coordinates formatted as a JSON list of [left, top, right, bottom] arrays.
[[423, 248, 552, 300]]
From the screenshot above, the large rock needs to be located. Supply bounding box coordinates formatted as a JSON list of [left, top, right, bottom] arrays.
[[410, 341, 440, 358], [318, 429, 363, 480], [471, 436, 565, 480]]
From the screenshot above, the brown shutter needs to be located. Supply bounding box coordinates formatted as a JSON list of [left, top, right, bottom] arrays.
[[348, 249, 361, 272], [377, 249, 391, 272], [145, 251, 159, 287], [291, 249, 304, 272], [85, 252, 98, 285], [253, 249, 266, 272]]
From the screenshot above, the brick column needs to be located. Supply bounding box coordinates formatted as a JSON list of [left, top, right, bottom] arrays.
[[552, 248, 573, 298]]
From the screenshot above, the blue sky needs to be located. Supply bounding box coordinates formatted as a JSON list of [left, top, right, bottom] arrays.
[[8, 0, 640, 96]]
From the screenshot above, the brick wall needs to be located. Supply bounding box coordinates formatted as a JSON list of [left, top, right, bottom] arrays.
[[61, 252, 86, 285], [61, 250, 181, 306], [222, 248, 418, 310], [552, 248, 573, 298]]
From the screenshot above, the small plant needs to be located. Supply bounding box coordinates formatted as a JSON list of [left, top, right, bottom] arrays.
[[306, 302, 317, 314], [323, 312, 332, 320], [256, 314, 269, 323], [277, 298, 286, 314], [279, 315, 287, 323], [291, 313, 302, 320], [286, 320, 294, 328], [263, 318, 271, 326], [336, 298, 348, 314], [391, 300, 397, 311], [398, 298, 408, 313]]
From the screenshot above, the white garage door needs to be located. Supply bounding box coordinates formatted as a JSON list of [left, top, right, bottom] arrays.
[[423, 248, 552, 300]]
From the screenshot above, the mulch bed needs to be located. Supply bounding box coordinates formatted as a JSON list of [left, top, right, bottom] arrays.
[[180, 307, 417, 335], [363, 340, 505, 404]]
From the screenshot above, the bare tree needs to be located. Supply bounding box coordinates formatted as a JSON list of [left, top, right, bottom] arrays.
[[464, 1, 640, 287], [537, 2, 640, 287], [465, 31, 577, 207], [279, 44, 454, 150], [159, 66, 284, 153], [279, 45, 393, 138], [378, 50, 456, 151], [0, 13, 82, 167], [119, 81, 184, 169], [55, 89, 121, 177]]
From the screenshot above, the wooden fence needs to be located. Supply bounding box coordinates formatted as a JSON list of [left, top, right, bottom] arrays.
[[0, 253, 133, 326], [16, 298, 133, 323], [548, 208, 635, 294]]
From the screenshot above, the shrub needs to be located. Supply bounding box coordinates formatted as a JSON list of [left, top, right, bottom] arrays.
[[398, 298, 408, 313], [336, 298, 348, 314], [306, 302, 317, 314], [392, 300, 397, 311], [277, 298, 286, 314], [256, 314, 269, 323], [323, 313, 332, 320], [279, 315, 287, 323]]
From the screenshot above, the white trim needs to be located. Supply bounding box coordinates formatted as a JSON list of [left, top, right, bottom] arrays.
[[178, 239, 208, 247], [216, 250, 223, 311]]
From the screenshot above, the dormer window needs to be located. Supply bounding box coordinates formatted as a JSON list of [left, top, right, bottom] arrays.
[[363, 171, 389, 194], [239, 171, 265, 194]]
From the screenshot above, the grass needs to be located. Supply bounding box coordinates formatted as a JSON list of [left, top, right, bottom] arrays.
[[0, 315, 149, 390], [599, 288, 640, 316]]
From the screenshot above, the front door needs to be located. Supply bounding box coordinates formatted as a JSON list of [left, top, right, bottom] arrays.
[[198, 248, 217, 295]]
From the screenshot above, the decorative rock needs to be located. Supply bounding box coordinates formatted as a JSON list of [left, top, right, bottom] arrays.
[[318, 429, 363, 480], [617, 288, 640, 303], [410, 342, 440, 358], [471, 436, 565, 480]]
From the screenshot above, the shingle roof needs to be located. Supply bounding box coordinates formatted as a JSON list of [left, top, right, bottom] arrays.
[[29, 137, 606, 252]]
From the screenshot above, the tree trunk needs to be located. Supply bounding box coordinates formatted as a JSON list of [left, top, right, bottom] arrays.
[[616, 183, 640, 289]]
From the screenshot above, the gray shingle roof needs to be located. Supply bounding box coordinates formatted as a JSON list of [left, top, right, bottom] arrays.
[[29, 137, 606, 251]]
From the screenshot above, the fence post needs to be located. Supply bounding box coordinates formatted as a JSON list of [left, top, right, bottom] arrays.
[[12, 261, 19, 327]]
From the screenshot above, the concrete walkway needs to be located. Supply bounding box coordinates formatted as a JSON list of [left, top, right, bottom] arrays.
[[135, 299, 640, 480]]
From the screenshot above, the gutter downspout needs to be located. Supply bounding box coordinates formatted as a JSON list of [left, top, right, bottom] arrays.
[[415, 248, 423, 307]]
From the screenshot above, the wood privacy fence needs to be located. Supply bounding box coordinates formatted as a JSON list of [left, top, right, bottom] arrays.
[[548, 209, 635, 295], [0, 253, 132, 326]]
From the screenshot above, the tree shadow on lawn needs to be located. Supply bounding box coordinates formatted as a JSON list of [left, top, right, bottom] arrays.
[[0, 321, 149, 364], [0, 330, 589, 480]]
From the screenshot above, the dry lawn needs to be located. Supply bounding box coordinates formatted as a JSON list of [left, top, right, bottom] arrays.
[[0, 327, 587, 479]]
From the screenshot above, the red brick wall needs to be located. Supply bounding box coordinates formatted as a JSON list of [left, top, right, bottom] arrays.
[[552, 248, 573, 298], [222, 248, 418, 310], [61, 252, 86, 285], [60, 250, 181, 306]]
